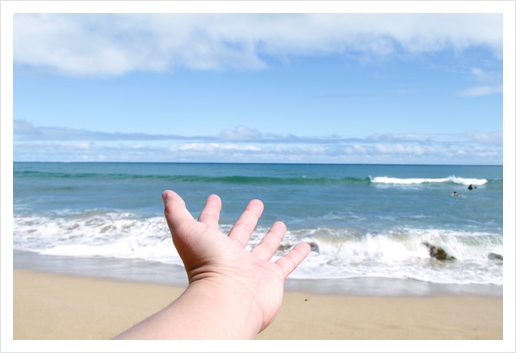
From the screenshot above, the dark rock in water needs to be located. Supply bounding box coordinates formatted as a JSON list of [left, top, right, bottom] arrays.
[[276, 244, 292, 252], [277, 241, 319, 253], [488, 253, 503, 261], [308, 241, 320, 253], [423, 242, 456, 261]]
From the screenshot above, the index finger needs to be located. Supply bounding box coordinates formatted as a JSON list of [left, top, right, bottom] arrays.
[[198, 194, 222, 229]]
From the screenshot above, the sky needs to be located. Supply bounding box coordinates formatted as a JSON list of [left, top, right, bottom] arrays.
[[8, 7, 510, 164]]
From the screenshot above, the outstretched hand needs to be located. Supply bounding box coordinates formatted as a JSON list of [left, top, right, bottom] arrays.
[[164, 190, 310, 334], [115, 190, 310, 340]]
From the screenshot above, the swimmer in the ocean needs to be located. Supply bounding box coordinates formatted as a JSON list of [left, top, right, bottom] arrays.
[[452, 191, 458, 196]]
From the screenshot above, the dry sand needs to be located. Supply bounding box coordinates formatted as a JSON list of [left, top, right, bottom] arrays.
[[13, 269, 502, 340]]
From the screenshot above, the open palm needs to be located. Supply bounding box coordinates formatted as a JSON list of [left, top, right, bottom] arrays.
[[163, 190, 310, 332]]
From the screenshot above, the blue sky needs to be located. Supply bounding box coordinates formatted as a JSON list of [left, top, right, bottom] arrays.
[[10, 11, 507, 164]]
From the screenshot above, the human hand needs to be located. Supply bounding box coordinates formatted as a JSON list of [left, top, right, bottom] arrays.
[[163, 190, 310, 336], [114, 190, 310, 340]]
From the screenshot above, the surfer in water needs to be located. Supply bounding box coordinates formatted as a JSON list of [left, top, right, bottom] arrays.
[[452, 191, 458, 196]]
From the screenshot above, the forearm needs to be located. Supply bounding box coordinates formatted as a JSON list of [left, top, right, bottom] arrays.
[[113, 280, 262, 340]]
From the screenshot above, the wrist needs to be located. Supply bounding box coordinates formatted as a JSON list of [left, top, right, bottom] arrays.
[[185, 276, 263, 338]]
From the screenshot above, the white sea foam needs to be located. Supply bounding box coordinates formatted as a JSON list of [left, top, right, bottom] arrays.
[[371, 175, 488, 186], [13, 213, 184, 266], [13, 214, 503, 286], [284, 227, 502, 285]]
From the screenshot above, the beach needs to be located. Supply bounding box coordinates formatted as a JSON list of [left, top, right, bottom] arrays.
[[13, 269, 502, 340]]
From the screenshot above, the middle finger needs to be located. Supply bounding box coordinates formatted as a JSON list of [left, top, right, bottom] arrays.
[[227, 199, 264, 248]]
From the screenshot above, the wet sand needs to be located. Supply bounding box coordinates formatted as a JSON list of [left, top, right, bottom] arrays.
[[13, 269, 502, 341]]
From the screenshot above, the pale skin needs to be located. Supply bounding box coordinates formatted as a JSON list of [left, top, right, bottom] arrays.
[[114, 190, 311, 340]]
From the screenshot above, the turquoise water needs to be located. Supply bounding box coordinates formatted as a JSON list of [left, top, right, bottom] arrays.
[[13, 162, 503, 288]]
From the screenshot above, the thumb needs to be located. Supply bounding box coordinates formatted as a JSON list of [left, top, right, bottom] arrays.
[[162, 190, 195, 236]]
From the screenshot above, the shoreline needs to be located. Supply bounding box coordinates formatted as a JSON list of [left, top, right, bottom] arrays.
[[13, 268, 503, 340], [13, 250, 503, 297]]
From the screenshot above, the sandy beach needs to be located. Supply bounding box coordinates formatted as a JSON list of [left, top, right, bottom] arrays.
[[13, 269, 502, 340]]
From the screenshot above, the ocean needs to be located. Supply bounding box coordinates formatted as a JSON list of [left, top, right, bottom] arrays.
[[13, 162, 503, 296]]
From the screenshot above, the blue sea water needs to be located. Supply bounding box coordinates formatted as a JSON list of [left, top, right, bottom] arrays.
[[13, 162, 503, 293]]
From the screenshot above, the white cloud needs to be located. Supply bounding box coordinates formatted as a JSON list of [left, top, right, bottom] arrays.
[[308, 146, 325, 154], [457, 66, 503, 97], [352, 144, 368, 154], [470, 67, 501, 83], [220, 126, 263, 140], [74, 142, 92, 150], [472, 68, 484, 76], [458, 85, 503, 97], [177, 143, 260, 152], [14, 13, 502, 77], [466, 131, 503, 144], [375, 143, 441, 156]]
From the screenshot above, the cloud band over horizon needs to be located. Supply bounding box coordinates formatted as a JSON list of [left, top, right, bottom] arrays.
[[14, 120, 502, 165]]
